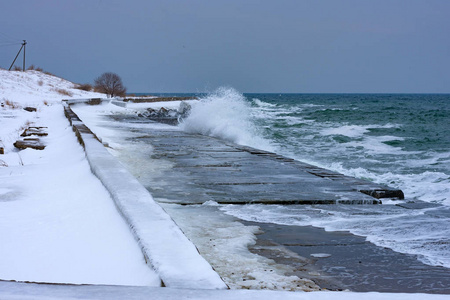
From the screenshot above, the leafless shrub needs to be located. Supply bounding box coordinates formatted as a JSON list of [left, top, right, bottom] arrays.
[[27, 65, 45, 72], [27, 65, 44, 72], [75, 83, 93, 91], [55, 88, 73, 97], [38, 80, 44, 86], [94, 72, 127, 98], [4, 99, 20, 109], [13, 66, 22, 71]]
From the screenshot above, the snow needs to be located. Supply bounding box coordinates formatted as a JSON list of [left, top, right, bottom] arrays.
[[0, 70, 160, 286], [0, 281, 449, 300], [0, 69, 447, 298]]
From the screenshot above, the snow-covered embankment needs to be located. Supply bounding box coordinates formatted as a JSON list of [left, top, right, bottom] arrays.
[[0, 70, 159, 285]]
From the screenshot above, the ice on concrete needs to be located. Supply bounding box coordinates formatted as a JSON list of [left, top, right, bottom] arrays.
[[66, 104, 227, 289]]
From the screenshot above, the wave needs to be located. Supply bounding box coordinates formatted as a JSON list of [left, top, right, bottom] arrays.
[[179, 87, 274, 151]]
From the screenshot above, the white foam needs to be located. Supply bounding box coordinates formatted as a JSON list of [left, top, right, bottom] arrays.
[[179, 87, 274, 151], [321, 124, 399, 138]]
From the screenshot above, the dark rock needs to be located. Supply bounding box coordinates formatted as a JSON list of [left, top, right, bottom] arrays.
[[138, 101, 192, 125], [23, 107, 37, 112], [360, 189, 404, 200], [14, 138, 46, 150]]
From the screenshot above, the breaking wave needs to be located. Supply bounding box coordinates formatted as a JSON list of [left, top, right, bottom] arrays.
[[179, 87, 274, 151]]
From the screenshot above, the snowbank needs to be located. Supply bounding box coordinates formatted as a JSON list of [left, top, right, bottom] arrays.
[[0, 70, 160, 285]]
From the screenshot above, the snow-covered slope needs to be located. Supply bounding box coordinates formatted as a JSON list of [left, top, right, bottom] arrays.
[[0, 69, 103, 105], [0, 69, 104, 156], [0, 70, 161, 285]]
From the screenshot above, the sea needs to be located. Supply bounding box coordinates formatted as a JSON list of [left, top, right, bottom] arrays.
[[143, 88, 450, 270]]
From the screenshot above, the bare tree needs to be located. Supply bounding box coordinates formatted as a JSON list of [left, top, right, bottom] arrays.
[[94, 72, 127, 98]]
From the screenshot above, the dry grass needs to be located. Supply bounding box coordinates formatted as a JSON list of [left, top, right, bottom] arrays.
[[55, 88, 73, 97], [26, 65, 45, 73], [38, 80, 44, 86], [3, 99, 21, 109], [13, 66, 22, 71], [75, 83, 93, 91], [43, 100, 49, 106]]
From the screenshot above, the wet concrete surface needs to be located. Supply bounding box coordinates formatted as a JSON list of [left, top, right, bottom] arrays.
[[99, 115, 449, 293], [117, 118, 402, 205], [245, 221, 450, 294]]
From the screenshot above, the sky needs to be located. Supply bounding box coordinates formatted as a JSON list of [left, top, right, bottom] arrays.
[[1, 0, 449, 93]]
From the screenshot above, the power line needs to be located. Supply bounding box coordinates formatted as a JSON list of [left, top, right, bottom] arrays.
[[0, 42, 21, 47], [0, 31, 21, 43]]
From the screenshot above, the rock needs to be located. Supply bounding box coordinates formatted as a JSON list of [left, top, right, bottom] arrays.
[[23, 107, 37, 112], [20, 127, 48, 137], [138, 107, 179, 125], [138, 102, 192, 125], [14, 138, 46, 150], [360, 189, 404, 200]]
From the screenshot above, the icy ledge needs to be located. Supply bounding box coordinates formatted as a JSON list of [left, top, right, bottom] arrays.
[[1, 281, 448, 300], [63, 103, 227, 290]]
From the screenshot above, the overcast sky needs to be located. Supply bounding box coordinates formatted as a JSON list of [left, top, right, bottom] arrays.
[[1, 0, 449, 93]]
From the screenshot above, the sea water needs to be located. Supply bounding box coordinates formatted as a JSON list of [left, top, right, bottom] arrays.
[[176, 88, 450, 268]]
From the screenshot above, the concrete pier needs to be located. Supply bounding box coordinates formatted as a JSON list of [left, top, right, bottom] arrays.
[[125, 125, 403, 205]]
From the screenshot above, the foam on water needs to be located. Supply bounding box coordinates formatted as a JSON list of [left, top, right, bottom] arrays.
[[179, 88, 274, 151], [177, 91, 450, 270], [179, 91, 450, 207]]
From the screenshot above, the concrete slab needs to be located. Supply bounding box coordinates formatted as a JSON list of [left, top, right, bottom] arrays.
[[123, 127, 403, 205]]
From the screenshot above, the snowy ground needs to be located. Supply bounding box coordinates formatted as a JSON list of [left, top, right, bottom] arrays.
[[0, 70, 159, 286], [0, 69, 448, 298]]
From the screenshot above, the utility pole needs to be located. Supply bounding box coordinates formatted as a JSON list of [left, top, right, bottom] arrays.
[[8, 40, 27, 71], [22, 40, 27, 71]]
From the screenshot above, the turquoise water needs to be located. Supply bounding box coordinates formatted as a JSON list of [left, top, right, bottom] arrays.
[[247, 93, 450, 204], [175, 88, 450, 268]]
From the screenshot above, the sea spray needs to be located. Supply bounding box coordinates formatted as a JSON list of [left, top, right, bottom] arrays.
[[179, 87, 274, 151]]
